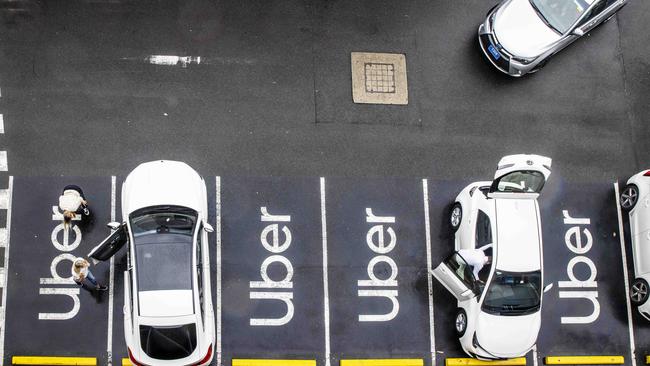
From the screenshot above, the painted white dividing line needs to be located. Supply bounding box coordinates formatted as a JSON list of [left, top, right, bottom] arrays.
[[422, 179, 436, 366], [615, 181, 637, 366], [0, 151, 7, 172], [0, 114, 4, 134], [532, 344, 538, 366], [320, 177, 331, 366], [0, 176, 14, 362], [216, 176, 222, 366], [106, 176, 116, 366]]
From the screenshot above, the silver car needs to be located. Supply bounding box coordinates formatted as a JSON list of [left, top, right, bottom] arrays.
[[478, 0, 628, 77]]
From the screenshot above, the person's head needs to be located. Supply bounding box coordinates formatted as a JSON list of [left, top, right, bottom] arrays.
[[74, 258, 86, 269], [62, 211, 75, 228]]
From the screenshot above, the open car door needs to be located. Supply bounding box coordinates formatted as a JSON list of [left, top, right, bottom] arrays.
[[88, 223, 128, 262], [489, 154, 552, 197], [431, 252, 478, 302]]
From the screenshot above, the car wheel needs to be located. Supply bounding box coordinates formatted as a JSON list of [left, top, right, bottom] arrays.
[[450, 203, 462, 232], [631, 278, 649, 306], [620, 184, 639, 211], [455, 309, 468, 337]]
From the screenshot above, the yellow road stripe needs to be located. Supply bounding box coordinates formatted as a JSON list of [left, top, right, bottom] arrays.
[[544, 356, 624, 365], [122, 359, 132, 366], [232, 360, 316, 366], [12, 356, 97, 365], [445, 357, 526, 366], [340, 359, 424, 366], [646, 355, 650, 364]]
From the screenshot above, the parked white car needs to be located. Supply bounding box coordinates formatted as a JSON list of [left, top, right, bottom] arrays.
[[620, 169, 650, 320], [432, 154, 553, 360], [89, 160, 215, 366]]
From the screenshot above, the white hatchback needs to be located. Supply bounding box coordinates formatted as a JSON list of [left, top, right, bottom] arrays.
[[432, 154, 553, 360], [89, 160, 215, 366], [620, 170, 650, 320]]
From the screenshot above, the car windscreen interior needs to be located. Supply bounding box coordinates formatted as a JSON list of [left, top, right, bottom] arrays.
[[529, 0, 593, 33], [130, 206, 197, 291], [481, 270, 541, 315], [494, 170, 545, 194], [140, 323, 197, 360]]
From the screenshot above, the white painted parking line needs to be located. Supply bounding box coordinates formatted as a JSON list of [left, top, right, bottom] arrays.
[[0, 176, 14, 362], [0, 151, 6, 172], [532, 344, 538, 366], [216, 176, 223, 366], [614, 182, 637, 366], [320, 177, 331, 366], [106, 176, 116, 366], [422, 179, 436, 366], [0, 114, 4, 134]]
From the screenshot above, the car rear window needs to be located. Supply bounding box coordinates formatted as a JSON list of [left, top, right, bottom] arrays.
[[140, 323, 197, 360]]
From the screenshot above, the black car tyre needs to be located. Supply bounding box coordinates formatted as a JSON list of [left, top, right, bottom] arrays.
[[450, 203, 462, 232], [455, 308, 468, 337], [631, 278, 649, 306], [621, 184, 639, 211]]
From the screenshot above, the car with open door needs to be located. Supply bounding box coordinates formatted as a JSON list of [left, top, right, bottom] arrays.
[[619, 169, 650, 320], [478, 0, 628, 77], [88, 160, 215, 366], [431, 154, 553, 360]]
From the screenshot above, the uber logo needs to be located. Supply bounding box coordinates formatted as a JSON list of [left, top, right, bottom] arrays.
[[38, 206, 83, 320], [358, 208, 399, 322], [249, 207, 294, 326], [558, 210, 600, 325]]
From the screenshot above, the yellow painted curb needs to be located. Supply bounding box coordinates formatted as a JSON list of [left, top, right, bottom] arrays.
[[12, 356, 97, 365], [233, 360, 316, 366], [446, 357, 526, 366], [122, 359, 132, 366], [341, 360, 424, 366], [544, 356, 624, 365], [646, 355, 650, 364]]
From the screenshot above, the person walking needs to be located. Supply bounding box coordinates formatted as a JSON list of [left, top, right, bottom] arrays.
[[71, 257, 107, 291], [59, 184, 90, 228], [458, 244, 493, 281]]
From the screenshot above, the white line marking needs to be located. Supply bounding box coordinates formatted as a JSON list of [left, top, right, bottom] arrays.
[[532, 344, 538, 366], [422, 179, 436, 366], [0, 189, 7, 209], [320, 177, 331, 366], [0, 114, 4, 134], [106, 176, 116, 366], [0, 176, 14, 361], [615, 181, 637, 366], [216, 176, 222, 366], [0, 228, 6, 248], [0, 151, 7, 172]]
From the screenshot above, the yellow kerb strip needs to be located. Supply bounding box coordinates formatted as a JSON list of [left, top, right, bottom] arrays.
[[544, 356, 624, 365], [646, 355, 650, 364], [122, 359, 132, 366], [232, 360, 316, 366], [340, 359, 424, 366], [12, 356, 97, 365], [445, 358, 526, 366]]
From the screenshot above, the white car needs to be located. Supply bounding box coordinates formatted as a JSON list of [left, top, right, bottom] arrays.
[[432, 154, 553, 360], [89, 160, 215, 366], [620, 169, 650, 320], [478, 0, 628, 77]]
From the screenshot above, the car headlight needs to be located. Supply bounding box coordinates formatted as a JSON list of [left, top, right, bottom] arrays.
[[472, 332, 480, 348]]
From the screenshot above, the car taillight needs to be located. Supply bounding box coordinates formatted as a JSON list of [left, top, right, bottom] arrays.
[[644, 170, 650, 177], [128, 348, 146, 366], [192, 344, 213, 366]]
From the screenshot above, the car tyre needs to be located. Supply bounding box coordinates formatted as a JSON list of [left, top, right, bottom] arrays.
[[631, 278, 649, 306], [621, 184, 639, 211], [450, 203, 462, 232], [455, 308, 468, 337]]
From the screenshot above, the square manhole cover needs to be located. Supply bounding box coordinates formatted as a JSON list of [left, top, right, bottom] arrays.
[[351, 52, 407, 105]]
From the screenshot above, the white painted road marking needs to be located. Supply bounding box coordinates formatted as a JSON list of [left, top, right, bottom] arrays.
[[615, 181, 637, 366], [422, 179, 436, 366], [0, 176, 11, 361], [216, 176, 223, 366], [0, 151, 6, 172], [0, 114, 4, 134], [320, 177, 331, 366], [106, 176, 116, 366]]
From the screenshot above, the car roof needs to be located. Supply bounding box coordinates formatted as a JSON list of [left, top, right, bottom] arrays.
[[494, 198, 542, 272]]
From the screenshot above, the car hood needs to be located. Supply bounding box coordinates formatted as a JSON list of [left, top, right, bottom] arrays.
[[475, 311, 541, 358], [122, 160, 205, 216], [493, 0, 561, 58]]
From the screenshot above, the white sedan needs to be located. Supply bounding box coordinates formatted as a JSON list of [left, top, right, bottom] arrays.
[[432, 154, 553, 360], [89, 160, 215, 366], [620, 170, 650, 320]]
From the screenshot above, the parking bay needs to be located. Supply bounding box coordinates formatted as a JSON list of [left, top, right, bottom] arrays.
[[2, 175, 636, 365]]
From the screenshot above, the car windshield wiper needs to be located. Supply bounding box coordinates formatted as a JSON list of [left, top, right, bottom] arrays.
[[528, 0, 562, 34]]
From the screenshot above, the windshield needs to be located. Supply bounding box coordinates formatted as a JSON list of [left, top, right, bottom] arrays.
[[482, 270, 541, 315], [130, 206, 198, 292], [494, 170, 546, 193], [529, 0, 594, 33], [140, 323, 197, 360]]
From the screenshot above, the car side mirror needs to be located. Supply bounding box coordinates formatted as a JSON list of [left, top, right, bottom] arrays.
[[573, 28, 585, 36], [544, 283, 554, 293], [107, 222, 121, 230], [203, 223, 214, 233]]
